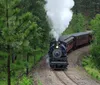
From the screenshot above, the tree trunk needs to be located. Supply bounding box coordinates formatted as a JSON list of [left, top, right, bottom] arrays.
[[26, 54, 29, 76], [12, 53, 17, 63], [34, 55, 35, 65], [7, 46, 11, 85], [6, 0, 11, 84]]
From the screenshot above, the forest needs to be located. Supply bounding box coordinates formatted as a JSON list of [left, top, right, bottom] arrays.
[[0, 0, 100, 85]]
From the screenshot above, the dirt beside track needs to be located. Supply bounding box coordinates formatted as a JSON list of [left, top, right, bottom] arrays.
[[31, 46, 100, 85]]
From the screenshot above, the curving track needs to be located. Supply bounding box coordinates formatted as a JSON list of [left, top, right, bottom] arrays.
[[31, 46, 100, 85]]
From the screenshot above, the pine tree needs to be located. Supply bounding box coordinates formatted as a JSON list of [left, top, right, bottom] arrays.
[[90, 14, 100, 67], [0, 0, 38, 84]]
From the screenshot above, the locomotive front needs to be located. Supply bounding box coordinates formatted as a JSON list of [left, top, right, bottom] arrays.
[[48, 40, 68, 69]]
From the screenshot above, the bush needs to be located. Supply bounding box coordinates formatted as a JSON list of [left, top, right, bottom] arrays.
[[82, 56, 100, 80], [19, 76, 33, 85], [90, 14, 100, 67]]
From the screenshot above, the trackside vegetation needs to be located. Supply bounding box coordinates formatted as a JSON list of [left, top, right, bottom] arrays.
[[0, 49, 47, 85], [82, 55, 100, 80], [82, 14, 100, 80], [0, 0, 50, 84]]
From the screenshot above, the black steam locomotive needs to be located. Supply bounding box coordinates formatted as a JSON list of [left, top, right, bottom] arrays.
[[48, 31, 93, 69], [48, 40, 68, 69]]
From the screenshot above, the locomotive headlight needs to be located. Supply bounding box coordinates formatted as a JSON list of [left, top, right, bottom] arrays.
[[56, 45, 59, 48]]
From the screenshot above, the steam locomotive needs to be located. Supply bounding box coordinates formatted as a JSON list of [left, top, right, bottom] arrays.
[[48, 31, 93, 69]]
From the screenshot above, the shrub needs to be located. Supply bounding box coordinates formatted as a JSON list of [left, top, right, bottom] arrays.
[[19, 76, 33, 85]]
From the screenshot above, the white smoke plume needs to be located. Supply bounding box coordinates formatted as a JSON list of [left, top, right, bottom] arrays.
[[45, 0, 74, 41]]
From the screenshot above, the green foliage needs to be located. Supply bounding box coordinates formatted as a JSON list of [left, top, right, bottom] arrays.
[[0, 0, 50, 84], [71, 13, 85, 32], [19, 76, 33, 85], [38, 80, 42, 85], [73, 0, 100, 17], [90, 14, 100, 66], [82, 55, 95, 67], [0, 51, 8, 57], [0, 49, 45, 84], [82, 13, 100, 79], [21, 0, 51, 46], [63, 13, 86, 35], [0, 0, 50, 54], [82, 56, 100, 80]]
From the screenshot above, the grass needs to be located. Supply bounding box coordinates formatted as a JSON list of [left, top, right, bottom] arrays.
[[63, 27, 74, 35], [37, 79, 42, 85], [82, 56, 100, 80], [19, 76, 33, 85]]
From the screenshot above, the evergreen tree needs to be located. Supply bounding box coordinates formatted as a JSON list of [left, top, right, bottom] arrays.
[[21, 0, 51, 48], [73, 0, 100, 17], [0, 0, 38, 84], [90, 14, 100, 67]]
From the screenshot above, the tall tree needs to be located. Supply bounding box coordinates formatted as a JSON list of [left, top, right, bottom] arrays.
[[90, 14, 100, 67], [0, 0, 38, 84], [21, 0, 51, 48], [73, 0, 100, 17]]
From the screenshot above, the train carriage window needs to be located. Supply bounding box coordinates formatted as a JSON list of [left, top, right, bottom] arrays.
[[78, 35, 88, 40], [66, 39, 73, 44]]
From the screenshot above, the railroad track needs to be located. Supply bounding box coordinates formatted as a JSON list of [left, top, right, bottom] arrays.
[[53, 71, 67, 85], [63, 71, 78, 85], [53, 70, 78, 85]]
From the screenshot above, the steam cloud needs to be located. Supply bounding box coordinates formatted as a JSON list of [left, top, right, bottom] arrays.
[[45, 0, 74, 41]]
